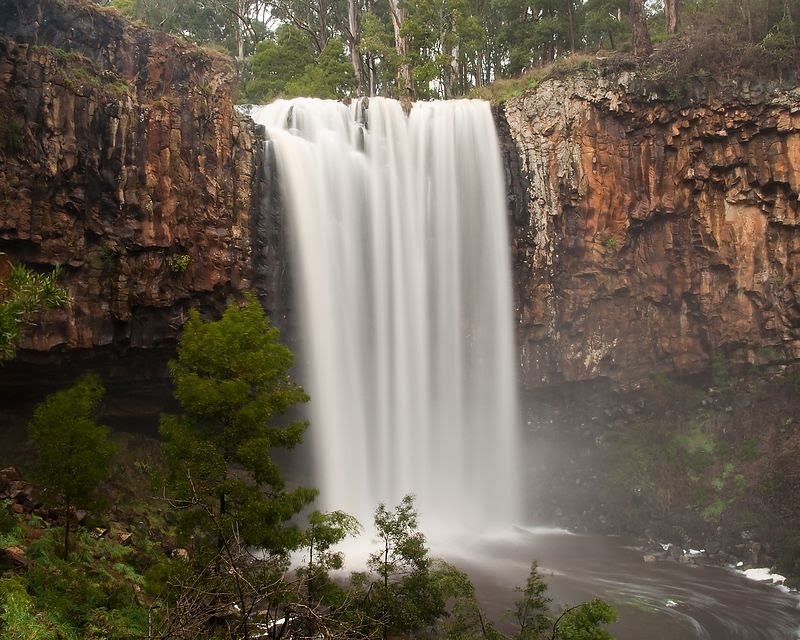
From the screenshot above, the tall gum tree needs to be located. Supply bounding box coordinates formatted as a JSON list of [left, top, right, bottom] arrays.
[[630, 0, 653, 56], [387, 0, 416, 101]]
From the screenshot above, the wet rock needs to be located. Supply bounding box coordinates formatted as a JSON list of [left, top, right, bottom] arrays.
[[705, 539, 721, 555]]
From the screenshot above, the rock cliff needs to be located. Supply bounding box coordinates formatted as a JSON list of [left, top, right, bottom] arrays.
[[3, 0, 800, 396], [501, 74, 800, 388], [0, 0, 258, 355]]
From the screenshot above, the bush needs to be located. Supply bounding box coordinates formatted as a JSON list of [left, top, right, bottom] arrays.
[[0, 501, 16, 535]]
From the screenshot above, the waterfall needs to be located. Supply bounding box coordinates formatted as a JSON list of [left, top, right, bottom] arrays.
[[250, 97, 521, 530]]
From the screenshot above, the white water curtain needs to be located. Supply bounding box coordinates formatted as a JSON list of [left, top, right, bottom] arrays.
[[251, 97, 520, 530]]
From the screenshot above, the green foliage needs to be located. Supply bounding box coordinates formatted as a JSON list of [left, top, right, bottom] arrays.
[[776, 543, 800, 589], [508, 563, 618, 640], [111, 0, 269, 58], [0, 501, 16, 535], [711, 353, 732, 387], [365, 495, 451, 637], [300, 509, 361, 601], [99, 0, 800, 101], [160, 293, 316, 557], [429, 559, 498, 640], [360, 11, 401, 94], [0, 529, 149, 640], [0, 524, 24, 549], [0, 575, 65, 640], [401, 0, 488, 98], [674, 420, 716, 473], [5, 122, 23, 153], [246, 25, 315, 101], [167, 253, 191, 273], [555, 599, 618, 640], [739, 436, 760, 461], [515, 561, 552, 639], [0, 261, 69, 360], [28, 374, 115, 558], [246, 27, 357, 101], [286, 39, 358, 99]]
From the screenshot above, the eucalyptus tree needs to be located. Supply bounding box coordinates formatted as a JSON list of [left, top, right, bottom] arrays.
[[403, 0, 486, 97], [359, 7, 401, 95], [387, 0, 416, 100], [111, 0, 272, 58], [247, 24, 357, 100], [582, 0, 628, 50], [629, 0, 652, 55]]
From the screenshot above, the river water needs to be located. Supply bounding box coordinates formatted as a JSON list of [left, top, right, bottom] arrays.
[[440, 527, 800, 639]]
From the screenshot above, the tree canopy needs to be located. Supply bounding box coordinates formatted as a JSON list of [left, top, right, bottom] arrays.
[[106, 0, 800, 100], [28, 373, 115, 558], [160, 293, 317, 559]]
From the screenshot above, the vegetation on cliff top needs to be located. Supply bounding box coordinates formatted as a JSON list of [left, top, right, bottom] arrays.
[[91, 0, 800, 103]]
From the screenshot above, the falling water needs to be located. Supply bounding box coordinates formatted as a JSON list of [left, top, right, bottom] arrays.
[[250, 97, 520, 530]]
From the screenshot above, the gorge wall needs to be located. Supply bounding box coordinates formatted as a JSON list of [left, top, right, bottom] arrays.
[[501, 75, 800, 389], [2, 0, 800, 398], [0, 0, 260, 362]]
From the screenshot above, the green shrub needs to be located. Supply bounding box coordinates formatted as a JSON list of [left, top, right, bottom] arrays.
[[0, 575, 71, 640], [0, 501, 16, 534], [167, 253, 191, 273]]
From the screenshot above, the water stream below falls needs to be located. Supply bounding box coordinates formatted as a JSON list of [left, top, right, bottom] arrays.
[[449, 528, 800, 640]]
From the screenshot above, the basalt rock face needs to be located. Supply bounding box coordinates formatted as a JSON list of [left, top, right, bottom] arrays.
[[0, 0, 262, 356], [501, 74, 800, 389]]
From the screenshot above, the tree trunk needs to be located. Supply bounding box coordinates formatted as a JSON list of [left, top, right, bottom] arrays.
[[63, 497, 71, 559], [237, 0, 246, 59], [368, 56, 377, 96], [568, 0, 577, 52], [664, 0, 678, 34], [630, 0, 653, 56], [215, 490, 226, 575], [316, 0, 329, 51], [387, 0, 415, 102], [347, 0, 365, 93], [741, 0, 753, 41]]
